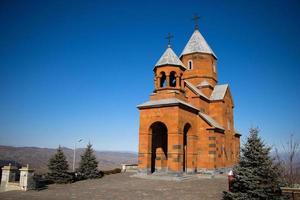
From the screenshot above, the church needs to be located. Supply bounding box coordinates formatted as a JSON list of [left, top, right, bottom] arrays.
[[137, 22, 240, 175]]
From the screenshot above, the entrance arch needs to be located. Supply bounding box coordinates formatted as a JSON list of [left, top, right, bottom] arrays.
[[183, 123, 191, 172], [150, 122, 168, 173]]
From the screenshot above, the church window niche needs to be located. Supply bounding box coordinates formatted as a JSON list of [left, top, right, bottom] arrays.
[[227, 119, 231, 130], [188, 60, 193, 70], [213, 63, 217, 73], [169, 71, 176, 87], [160, 72, 167, 87]]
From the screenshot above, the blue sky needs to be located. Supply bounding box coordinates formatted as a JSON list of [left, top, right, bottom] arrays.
[[0, 0, 299, 151]]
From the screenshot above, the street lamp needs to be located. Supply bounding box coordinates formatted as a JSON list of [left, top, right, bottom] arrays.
[[72, 139, 83, 172]]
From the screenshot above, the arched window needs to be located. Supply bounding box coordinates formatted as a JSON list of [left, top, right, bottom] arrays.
[[188, 60, 193, 70], [169, 71, 176, 87], [160, 72, 166, 87], [213, 63, 216, 73]]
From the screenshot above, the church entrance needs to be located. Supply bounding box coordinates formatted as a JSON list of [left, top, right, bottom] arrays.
[[183, 123, 191, 173], [150, 122, 168, 173]]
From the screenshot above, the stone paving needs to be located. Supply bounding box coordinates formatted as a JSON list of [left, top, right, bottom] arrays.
[[0, 173, 228, 200]]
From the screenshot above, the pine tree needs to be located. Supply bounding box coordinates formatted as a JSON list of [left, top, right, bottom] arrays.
[[47, 146, 73, 183], [223, 128, 285, 200], [78, 142, 100, 179]]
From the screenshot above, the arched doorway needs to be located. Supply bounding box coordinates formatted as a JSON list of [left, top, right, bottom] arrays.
[[150, 122, 168, 173], [183, 123, 191, 173]]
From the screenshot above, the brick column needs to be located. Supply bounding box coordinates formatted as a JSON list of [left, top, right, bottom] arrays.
[[157, 76, 161, 89], [138, 131, 152, 174], [166, 75, 170, 87], [167, 132, 183, 175], [181, 78, 184, 89], [176, 76, 180, 89], [154, 77, 157, 90]]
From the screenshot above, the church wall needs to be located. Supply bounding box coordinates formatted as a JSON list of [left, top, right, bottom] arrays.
[[181, 53, 217, 86], [138, 106, 199, 174], [177, 108, 199, 173], [194, 118, 218, 170]]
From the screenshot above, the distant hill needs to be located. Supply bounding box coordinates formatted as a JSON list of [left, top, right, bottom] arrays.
[[0, 145, 137, 174]]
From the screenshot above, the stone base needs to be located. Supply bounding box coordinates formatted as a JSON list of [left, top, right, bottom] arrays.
[[132, 172, 196, 181], [136, 167, 232, 180], [197, 167, 233, 175]]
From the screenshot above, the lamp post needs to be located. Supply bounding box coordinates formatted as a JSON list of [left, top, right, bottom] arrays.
[[72, 139, 83, 172]]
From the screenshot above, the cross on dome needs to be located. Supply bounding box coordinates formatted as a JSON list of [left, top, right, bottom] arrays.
[[192, 14, 201, 30], [165, 33, 174, 47]]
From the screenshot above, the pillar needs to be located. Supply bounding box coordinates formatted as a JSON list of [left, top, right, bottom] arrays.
[[166, 75, 170, 87], [0, 164, 18, 192], [155, 147, 167, 172], [19, 164, 35, 191], [176, 76, 180, 89], [157, 76, 161, 89]]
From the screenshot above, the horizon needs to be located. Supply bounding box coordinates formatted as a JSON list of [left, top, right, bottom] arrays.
[[0, 0, 300, 151], [0, 144, 138, 153]]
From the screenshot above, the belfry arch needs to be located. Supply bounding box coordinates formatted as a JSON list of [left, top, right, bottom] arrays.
[[169, 71, 176, 87], [159, 72, 167, 88], [149, 122, 168, 173]]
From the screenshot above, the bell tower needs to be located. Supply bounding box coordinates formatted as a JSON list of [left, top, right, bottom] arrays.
[[180, 16, 218, 97], [151, 34, 186, 101]]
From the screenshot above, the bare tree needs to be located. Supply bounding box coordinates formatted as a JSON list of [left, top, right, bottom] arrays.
[[275, 134, 300, 187]]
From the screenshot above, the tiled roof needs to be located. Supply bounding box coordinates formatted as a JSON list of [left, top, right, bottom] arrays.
[[137, 98, 199, 111], [210, 84, 228, 101], [180, 29, 217, 59], [198, 112, 224, 130], [155, 46, 185, 68], [185, 80, 209, 99]]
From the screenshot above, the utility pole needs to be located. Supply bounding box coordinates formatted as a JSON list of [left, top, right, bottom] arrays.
[[72, 139, 83, 172]]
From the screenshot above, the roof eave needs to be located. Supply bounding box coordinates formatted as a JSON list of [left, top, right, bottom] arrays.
[[153, 64, 187, 71], [180, 51, 217, 60]]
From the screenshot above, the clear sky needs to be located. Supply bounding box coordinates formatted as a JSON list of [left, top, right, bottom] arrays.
[[0, 0, 299, 151]]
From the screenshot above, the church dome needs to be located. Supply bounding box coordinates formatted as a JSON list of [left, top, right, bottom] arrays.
[[180, 29, 217, 59]]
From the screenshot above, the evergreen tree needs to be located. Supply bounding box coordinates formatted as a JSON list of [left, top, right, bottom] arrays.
[[47, 146, 73, 183], [78, 142, 100, 179], [223, 128, 284, 200]]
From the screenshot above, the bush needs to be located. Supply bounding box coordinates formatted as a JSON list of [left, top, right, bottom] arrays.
[[102, 168, 121, 175]]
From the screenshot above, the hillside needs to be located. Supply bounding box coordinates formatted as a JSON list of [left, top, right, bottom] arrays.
[[0, 145, 137, 173]]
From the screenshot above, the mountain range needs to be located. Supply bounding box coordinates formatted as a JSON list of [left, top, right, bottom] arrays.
[[0, 145, 137, 174]]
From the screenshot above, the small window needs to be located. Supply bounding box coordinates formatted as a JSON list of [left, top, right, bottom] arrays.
[[213, 63, 216, 73], [188, 60, 193, 70], [227, 120, 231, 130]]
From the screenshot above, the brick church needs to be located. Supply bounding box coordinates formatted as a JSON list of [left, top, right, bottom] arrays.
[[137, 23, 240, 175]]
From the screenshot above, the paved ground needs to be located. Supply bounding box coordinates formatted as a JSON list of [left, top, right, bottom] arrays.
[[0, 173, 228, 200]]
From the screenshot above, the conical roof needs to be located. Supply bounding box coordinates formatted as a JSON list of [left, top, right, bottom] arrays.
[[155, 46, 186, 68], [180, 29, 217, 59]]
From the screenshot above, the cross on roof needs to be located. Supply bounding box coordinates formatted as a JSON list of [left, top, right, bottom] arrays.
[[165, 33, 174, 47], [192, 14, 201, 30]]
